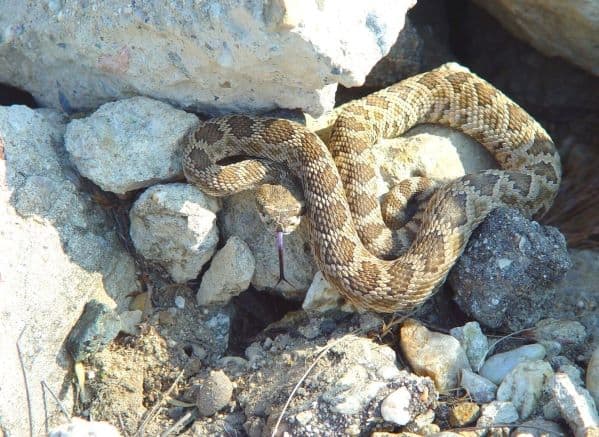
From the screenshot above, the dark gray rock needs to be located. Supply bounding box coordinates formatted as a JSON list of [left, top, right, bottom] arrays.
[[66, 300, 121, 361], [449, 207, 571, 331]]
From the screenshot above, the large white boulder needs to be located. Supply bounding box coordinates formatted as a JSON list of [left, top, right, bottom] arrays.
[[0, 0, 415, 116]]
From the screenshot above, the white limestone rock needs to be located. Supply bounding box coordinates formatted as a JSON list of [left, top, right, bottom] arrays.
[[0, 106, 138, 435], [197, 236, 256, 306], [129, 183, 220, 282], [552, 372, 599, 437], [0, 0, 415, 116], [302, 271, 360, 313], [65, 97, 198, 194]]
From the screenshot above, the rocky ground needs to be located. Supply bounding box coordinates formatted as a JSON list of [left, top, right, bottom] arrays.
[[1, 0, 598, 436]]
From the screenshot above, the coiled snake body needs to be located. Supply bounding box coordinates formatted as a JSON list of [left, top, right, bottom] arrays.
[[183, 65, 561, 313]]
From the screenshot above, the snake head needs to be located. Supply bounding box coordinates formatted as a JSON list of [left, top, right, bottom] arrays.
[[255, 183, 305, 234]]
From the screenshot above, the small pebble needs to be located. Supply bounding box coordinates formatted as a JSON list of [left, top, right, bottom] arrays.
[[174, 295, 185, 309], [381, 387, 412, 426], [460, 368, 497, 403], [449, 402, 480, 427], [450, 321, 489, 372], [477, 401, 519, 427], [195, 369, 233, 416], [479, 344, 546, 385], [400, 319, 471, 392]]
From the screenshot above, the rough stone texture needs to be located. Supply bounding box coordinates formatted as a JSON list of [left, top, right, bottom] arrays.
[[66, 299, 122, 362], [460, 368, 497, 404], [129, 183, 220, 283], [496, 360, 554, 420], [220, 191, 316, 299], [195, 370, 234, 417], [480, 344, 546, 385], [588, 346, 599, 409], [533, 319, 588, 358], [449, 207, 571, 331], [477, 401, 519, 428], [552, 372, 599, 437], [449, 402, 480, 427], [400, 319, 471, 393], [237, 319, 437, 436], [380, 387, 415, 426], [197, 236, 256, 306], [65, 97, 198, 194], [0, 106, 138, 435], [473, 0, 599, 75], [0, 0, 415, 116], [450, 321, 489, 372], [546, 250, 599, 346]]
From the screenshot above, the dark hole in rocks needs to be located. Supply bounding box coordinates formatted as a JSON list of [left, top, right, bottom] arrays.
[[227, 287, 302, 356], [0, 83, 37, 107]]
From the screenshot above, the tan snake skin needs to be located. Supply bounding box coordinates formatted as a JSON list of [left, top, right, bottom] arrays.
[[183, 65, 561, 312]]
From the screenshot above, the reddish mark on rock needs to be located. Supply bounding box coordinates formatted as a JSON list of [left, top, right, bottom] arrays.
[[98, 46, 130, 74]]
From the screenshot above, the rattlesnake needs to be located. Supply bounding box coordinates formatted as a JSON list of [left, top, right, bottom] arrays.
[[183, 64, 561, 313]]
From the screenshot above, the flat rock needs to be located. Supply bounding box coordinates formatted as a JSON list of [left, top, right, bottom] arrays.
[[0, 1, 414, 116], [400, 319, 471, 393], [129, 183, 220, 282], [0, 106, 138, 434], [480, 344, 546, 385], [197, 236, 256, 306], [65, 97, 198, 194], [449, 207, 571, 331]]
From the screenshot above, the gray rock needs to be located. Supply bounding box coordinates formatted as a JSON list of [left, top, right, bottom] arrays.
[[0, 106, 138, 435], [66, 300, 122, 361], [129, 183, 220, 282], [65, 97, 198, 194], [450, 321, 489, 372], [533, 318, 587, 358], [587, 346, 599, 409], [197, 236, 256, 306], [552, 372, 599, 437], [400, 319, 471, 393], [449, 207, 571, 330], [195, 370, 234, 417], [460, 368, 497, 404], [0, 1, 412, 116], [480, 344, 546, 385], [118, 310, 143, 336], [477, 401, 519, 427], [496, 360, 554, 420]]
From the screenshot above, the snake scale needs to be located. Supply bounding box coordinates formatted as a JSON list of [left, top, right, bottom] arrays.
[[183, 65, 561, 313]]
